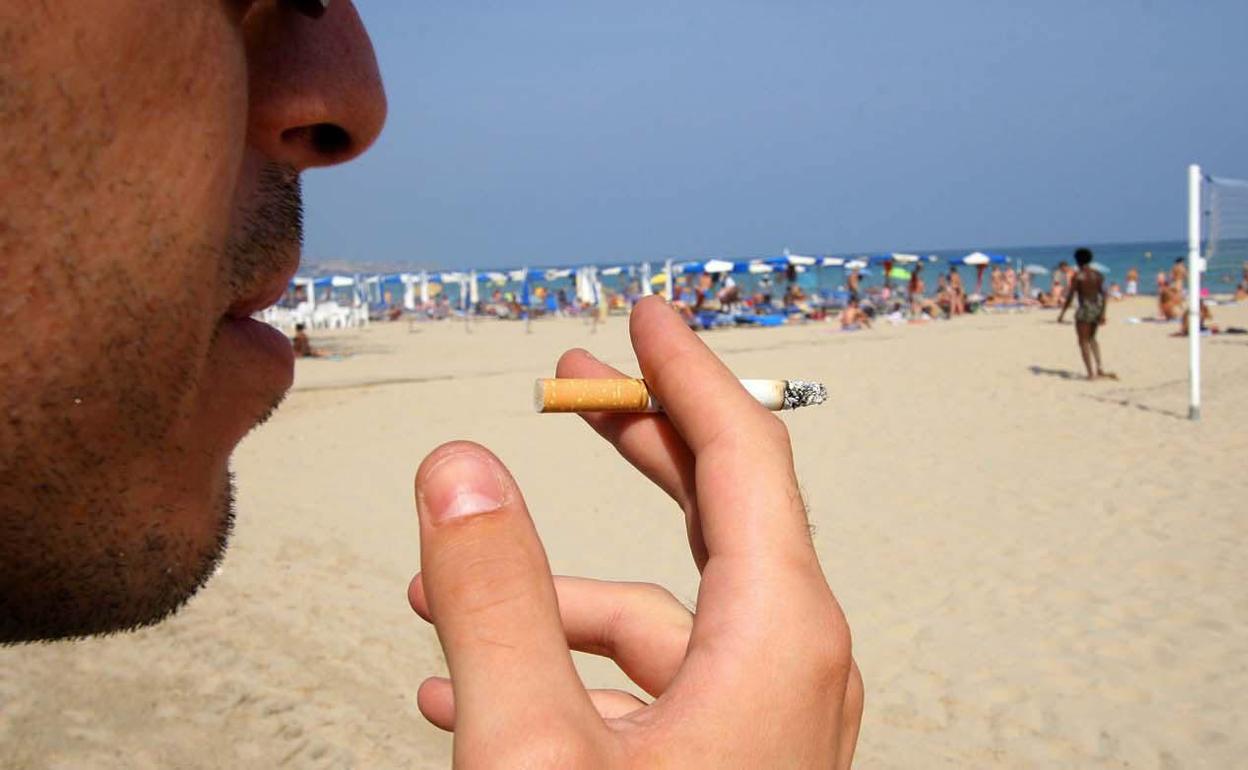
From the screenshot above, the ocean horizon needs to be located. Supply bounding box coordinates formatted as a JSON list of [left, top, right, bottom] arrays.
[[305, 237, 1247, 305]]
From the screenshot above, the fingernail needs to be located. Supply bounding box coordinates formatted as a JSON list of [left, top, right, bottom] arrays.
[[421, 452, 506, 524]]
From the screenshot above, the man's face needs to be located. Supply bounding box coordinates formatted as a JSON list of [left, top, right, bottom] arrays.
[[0, 0, 385, 642]]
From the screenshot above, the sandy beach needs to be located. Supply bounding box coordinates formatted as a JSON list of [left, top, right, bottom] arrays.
[[3, 298, 1246, 769]]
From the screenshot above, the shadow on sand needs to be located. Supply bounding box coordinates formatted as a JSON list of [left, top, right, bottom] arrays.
[[1029, 366, 1191, 421], [1028, 365, 1086, 380]]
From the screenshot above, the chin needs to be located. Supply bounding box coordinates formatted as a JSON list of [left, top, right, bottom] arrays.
[[0, 472, 236, 645]]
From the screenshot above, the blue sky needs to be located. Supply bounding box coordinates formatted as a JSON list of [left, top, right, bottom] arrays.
[[304, 1, 1248, 269]]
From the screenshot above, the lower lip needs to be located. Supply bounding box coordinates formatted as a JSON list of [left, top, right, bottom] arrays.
[[218, 316, 296, 387]]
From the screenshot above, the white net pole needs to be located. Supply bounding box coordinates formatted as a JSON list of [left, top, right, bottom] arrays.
[[1188, 164, 1202, 421]]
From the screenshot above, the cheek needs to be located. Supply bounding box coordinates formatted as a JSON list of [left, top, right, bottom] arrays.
[[0, 4, 250, 453]]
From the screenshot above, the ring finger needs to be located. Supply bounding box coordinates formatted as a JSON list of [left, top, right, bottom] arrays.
[[410, 573, 693, 696]]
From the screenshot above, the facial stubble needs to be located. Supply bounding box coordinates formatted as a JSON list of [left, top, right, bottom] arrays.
[[0, 165, 302, 643]]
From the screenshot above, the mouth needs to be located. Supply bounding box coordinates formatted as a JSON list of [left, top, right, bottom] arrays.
[[202, 314, 295, 450], [225, 255, 301, 320], [214, 246, 301, 406], [219, 315, 296, 376]]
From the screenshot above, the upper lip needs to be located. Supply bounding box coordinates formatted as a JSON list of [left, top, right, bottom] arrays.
[[225, 257, 301, 320]]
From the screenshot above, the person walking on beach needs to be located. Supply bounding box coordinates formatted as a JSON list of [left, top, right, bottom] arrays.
[[1057, 248, 1116, 380], [1, 2, 862, 766]]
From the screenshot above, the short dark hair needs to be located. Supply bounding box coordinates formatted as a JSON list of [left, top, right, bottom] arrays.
[[295, 323, 306, 332], [1074, 248, 1093, 266]]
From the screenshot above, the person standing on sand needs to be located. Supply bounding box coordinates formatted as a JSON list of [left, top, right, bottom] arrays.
[[907, 263, 925, 317], [1057, 248, 1116, 380]]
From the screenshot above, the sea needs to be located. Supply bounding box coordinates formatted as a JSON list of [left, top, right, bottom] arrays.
[[488, 239, 1246, 302], [335, 238, 1248, 308]]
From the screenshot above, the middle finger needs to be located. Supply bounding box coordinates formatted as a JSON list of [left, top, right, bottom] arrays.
[[554, 348, 707, 568]]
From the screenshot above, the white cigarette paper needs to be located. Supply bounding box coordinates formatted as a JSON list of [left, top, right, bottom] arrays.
[[534, 378, 827, 413]]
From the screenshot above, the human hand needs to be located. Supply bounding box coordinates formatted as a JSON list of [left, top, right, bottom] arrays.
[[409, 296, 862, 768]]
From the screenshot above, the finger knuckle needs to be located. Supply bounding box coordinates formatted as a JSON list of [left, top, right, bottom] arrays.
[[489, 726, 598, 769], [622, 581, 693, 633], [845, 660, 866, 718], [436, 550, 534, 619], [805, 614, 854, 683], [761, 413, 792, 446], [624, 581, 680, 611]]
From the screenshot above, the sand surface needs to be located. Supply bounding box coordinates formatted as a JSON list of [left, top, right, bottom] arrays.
[[3, 298, 1247, 768]]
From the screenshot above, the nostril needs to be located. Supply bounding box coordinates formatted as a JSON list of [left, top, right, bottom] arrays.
[[309, 123, 351, 155], [281, 123, 352, 159]]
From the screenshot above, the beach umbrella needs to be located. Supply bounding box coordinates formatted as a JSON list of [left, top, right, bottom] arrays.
[[1023, 264, 1049, 276], [290, 276, 317, 309], [663, 259, 674, 301], [955, 252, 1009, 266], [638, 259, 658, 295], [640, 262, 653, 297], [955, 252, 1008, 294], [869, 253, 920, 265], [518, 266, 533, 310], [888, 266, 912, 281], [703, 258, 736, 274], [845, 259, 868, 270], [821, 256, 846, 267], [784, 253, 818, 266]]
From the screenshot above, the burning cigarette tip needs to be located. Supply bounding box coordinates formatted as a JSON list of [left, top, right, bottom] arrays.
[[783, 380, 828, 410]]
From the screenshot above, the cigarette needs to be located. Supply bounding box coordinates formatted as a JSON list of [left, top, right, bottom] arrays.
[[534, 378, 827, 413]]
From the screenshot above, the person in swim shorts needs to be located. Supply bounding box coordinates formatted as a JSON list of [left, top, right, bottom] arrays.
[[1057, 248, 1115, 380]]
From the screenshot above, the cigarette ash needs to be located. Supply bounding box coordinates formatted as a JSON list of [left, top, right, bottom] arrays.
[[783, 380, 828, 410]]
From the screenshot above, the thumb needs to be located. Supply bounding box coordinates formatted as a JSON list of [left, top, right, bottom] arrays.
[[415, 442, 593, 738]]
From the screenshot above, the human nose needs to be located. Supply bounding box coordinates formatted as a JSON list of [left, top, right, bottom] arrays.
[[244, 0, 387, 170]]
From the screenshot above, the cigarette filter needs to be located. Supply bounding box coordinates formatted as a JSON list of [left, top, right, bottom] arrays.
[[534, 378, 827, 413]]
